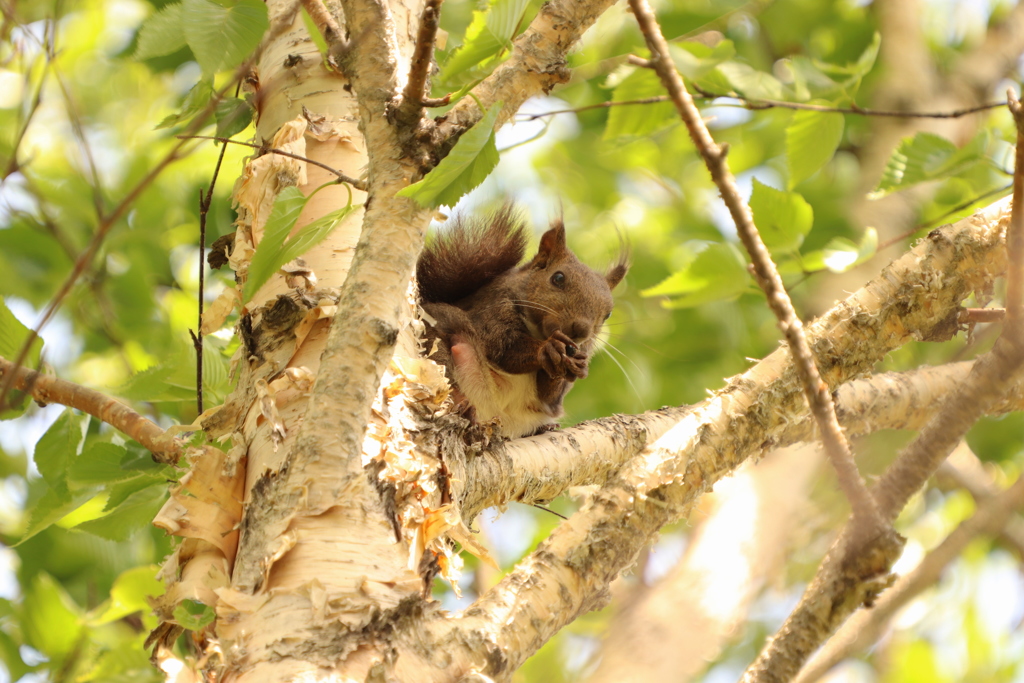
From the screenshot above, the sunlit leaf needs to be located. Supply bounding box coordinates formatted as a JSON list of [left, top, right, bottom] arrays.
[[182, 0, 269, 77], [74, 486, 167, 541], [90, 566, 165, 626], [604, 69, 675, 140], [155, 78, 214, 130], [801, 227, 877, 273], [243, 186, 307, 300], [438, 0, 530, 84], [301, 7, 329, 57], [173, 599, 216, 631], [749, 179, 814, 253], [34, 409, 88, 493], [22, 573, 83, 662], [786, 107, 844, 188], [872, 131, 991, 198], [398, 103, 502, 208], [135, 2, 187, 60], [215, 97, 253, 139], [641, 242, 750, 308]]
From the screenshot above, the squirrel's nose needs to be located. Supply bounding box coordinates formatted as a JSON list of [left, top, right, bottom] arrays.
[[569, 321, 592, 342]]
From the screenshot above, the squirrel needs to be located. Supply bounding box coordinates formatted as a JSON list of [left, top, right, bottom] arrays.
[[416, 205, 628, 438]]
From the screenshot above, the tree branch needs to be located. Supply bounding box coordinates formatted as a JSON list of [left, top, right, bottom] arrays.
[[628, 0, 884, 534], [741, 100, 1024, 683], [0, 356, 181, 463], [447, 197, 1009, 676], [433, 0, 618, 144], [794, 470, 1024, 683], [397, 0, 442, 124], [460, 358, 1024, 520]]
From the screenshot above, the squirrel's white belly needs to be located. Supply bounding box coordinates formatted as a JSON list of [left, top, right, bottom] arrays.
[[452, 363, 560, 438]]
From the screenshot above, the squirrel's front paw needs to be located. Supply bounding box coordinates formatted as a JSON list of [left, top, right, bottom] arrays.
[[539, 335, 568, 378]]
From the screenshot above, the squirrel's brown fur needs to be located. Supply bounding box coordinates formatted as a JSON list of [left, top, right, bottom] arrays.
[[416, 206, 628, 437]]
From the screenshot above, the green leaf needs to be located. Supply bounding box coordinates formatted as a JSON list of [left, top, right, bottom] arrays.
[[135, 2, 187, 60], [103, 474, 167, 511], [0, 297, 42, 368], [215, 97, 253, 139], [669, 41, 735, 81], [34, 409, 88, 493], [22, 573, 83, 662], [438, 0, 530, 85], [155, 78, 214, 130], [786, 107, 844, 188], [0, 298, 43, 418], [603, 69, 676, 140], [872, 131, 991, 198], [173, 599, 216, 631], [17, 488, 96, 545], [273, 205, 358, 274], [714, 62, 788, 100], [90, 566, 165, 625], [397, 103, 503, 208], [641, 242, 750, 308], [242, 186, 308, 300], [301, 8, 329, 57], [749, 180, 814, 253], [74, 486, 167, 541], [0, 628, 32, 680], [182, 0, 269, 77], [68, 442, 133, 486]]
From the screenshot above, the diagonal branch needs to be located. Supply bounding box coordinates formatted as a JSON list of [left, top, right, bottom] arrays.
[[0, 356, 181, 463], [627, 0, 884, 535], [448, 196, 1009, 676]]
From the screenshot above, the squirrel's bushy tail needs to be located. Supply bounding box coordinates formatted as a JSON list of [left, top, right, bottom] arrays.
[[417, 204, 527, 304]]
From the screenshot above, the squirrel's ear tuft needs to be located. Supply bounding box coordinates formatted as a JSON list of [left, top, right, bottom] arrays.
[[606, 241, 630, 289], [533, 219, 568, 268]]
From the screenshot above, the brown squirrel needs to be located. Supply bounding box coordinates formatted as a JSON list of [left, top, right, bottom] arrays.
[[417, 205, 628, 437]]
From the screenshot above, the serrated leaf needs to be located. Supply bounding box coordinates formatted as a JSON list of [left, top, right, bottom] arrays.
[[74, 486, 167, 541], [135, 2, 187, 60], [641, 242, 750, 308], [438, 0, 530, 85], [90, 566, 165, 626], [669, 40, 735, 80], [155, 78, 214, 130], [604, 69, 675, 140], [0, 297, 42, 368], [243, 186, 308, 300], [749, 179, 814, 253], [103, 475, 166, 512], [398, 103, 502, 208], [34, 409, 88, 492], [173, 599, 216, 631], [182, 0, 269, 77], [715, 62, 788, 100], [68, 442, 132, 486], [872, 131, 991, 198], [22, 574, 83, 662], [16, 488, 96, 546], [215, 97, 253, 139], [786, 107, 844, 188]]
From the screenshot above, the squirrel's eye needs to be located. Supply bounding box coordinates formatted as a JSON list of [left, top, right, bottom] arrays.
[[551, 271, 566, 288], [604, 312, 611, 321]]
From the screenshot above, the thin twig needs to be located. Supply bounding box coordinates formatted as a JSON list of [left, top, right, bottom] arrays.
[[0, 356, 181, 462], [628, 0, 884, 534], [178, 134, 367, 191], [397, 0, 443, 124], [2, 19, 52, 180], [1005, 89, 1024, 321], [688, 82, 1006, 119], [515, 96, 671, 121], [192, 139, 230, 415]]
